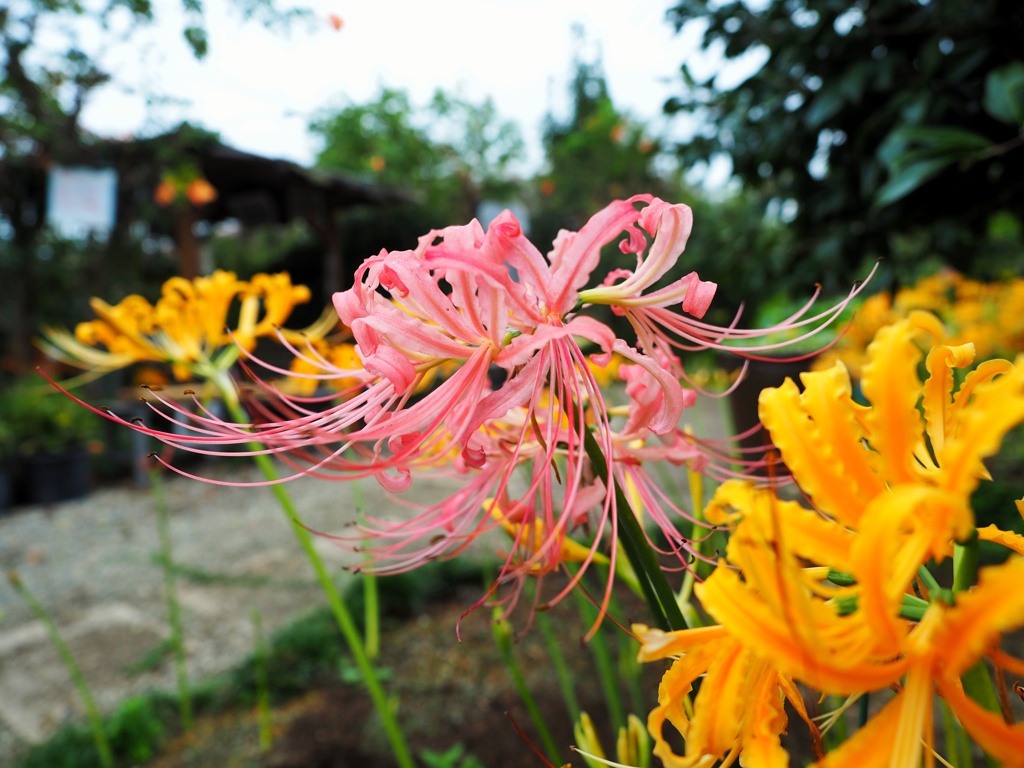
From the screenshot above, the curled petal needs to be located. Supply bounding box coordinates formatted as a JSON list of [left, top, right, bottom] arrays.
[[937, 356, 1024, 498], [759, 367, 883, 528], [548, 196, 652, 315], [612, 340, 684, 434], [859, 312, 943, 485], [359, 343, 416, 392]]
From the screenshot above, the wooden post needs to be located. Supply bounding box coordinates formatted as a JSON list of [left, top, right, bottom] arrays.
[[175, 206, 200, 278]]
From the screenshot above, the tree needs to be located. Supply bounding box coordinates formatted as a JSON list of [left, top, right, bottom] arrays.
[[311, 87, 524, 226], [308, 86, 524, 271], [664, 0, 1024, 289], [532, 45, 677, 247]]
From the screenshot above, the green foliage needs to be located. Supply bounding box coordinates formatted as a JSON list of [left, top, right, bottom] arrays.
[[15, 559, 493, 767], [209, 220, 314, 279], [228, 559, 487, 703], [973, 427, 1024, 564], [875, 59, 1024, 207], [665, 0, 1024, 289], [311, 86, 525, 229], [419, 743, 486, 768], [14, 721, 104, 768], [230, 602, 345, 701], [104, 696, 168, 764], [308, 86, 525, 279], [121, 637, 175, 676], [531, 44, 676, 248], [13, 695, 176, 768], [13, 694, 175, 768], [2, 376, 101, 455]]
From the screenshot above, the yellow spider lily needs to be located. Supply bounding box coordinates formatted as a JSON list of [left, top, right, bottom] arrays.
[[42, 270, 335, 382], [637, 313, 1024, 766], [634, 621, 818, 768]]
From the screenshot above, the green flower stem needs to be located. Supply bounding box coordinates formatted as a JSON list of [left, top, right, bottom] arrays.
[[604, 585, 646, 719], [535, 603, 580, 724], [834, 593, 929, 621], [952, 529, 980, 594], [676, 467, 706, 628], [352, 479, 380, 661], [215, 380, 415, 768], [252, 610, 273, 752], [583, 427, 686, 631], [493, 609, 562, 766], [150, 466, 192, 732], [915, 565, 941, 595], [941, 696, 973, 768], [7, 570, 114, 768], [572, 581, 625, 734]]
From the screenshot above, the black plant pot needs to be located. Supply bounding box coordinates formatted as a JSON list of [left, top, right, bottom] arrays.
[[0, 459, 12, 514], [23, 446, 91, 505]]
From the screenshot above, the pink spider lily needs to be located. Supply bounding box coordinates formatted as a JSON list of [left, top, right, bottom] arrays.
[[53, 194, 860, 623]]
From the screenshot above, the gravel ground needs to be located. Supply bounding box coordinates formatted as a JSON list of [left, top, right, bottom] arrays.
[[0, 457, 464, 764], [0, 396, 731, 765]]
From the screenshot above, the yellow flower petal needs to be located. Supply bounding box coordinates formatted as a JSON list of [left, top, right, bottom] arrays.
[[810, 695, 902, 768], [634, 623, 731, 662], [921, 341, 975, 460], [977, 524, 1024, 556], [858, 312, 943, 486], [932, 556, 1024, 677], [937, 357, 1024, 498], [759, 373, 880, 527], [697, 567, 908, 694], [936, 676, 1024, 766]]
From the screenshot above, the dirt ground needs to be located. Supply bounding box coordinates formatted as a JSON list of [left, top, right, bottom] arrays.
[[145, 585, 667, 768]]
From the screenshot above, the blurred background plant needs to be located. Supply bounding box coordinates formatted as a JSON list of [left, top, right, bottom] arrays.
[[663, 0, 1024, 295], [814, 270, 1024, 377], [2, 377, 100, 457]]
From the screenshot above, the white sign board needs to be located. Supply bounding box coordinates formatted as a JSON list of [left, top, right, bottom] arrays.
[[46, 166, 118, 239]]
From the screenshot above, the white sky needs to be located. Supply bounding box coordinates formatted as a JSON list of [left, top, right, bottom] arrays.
[[70, 1, 718, 174]]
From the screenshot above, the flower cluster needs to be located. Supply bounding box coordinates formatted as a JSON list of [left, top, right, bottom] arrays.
[[636, 312, 1024, 766], [58, 196, 862, 618], [42, 270, 335, 384], [815, 269, 1024, 377]]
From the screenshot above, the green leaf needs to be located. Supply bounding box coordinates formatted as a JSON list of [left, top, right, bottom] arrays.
[[887, 125, 991, 152], [183, 26, 208, 58], [805, 87, 844, 128], [878, 125, 991, 175], [983, 61, 1024, 125], [874, 156, 955, 208]]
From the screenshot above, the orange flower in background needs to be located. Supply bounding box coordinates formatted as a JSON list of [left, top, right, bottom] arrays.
[[328, 13, 344, 30], [185, 178, 217, 206], [286, 339, 364, 397], [154, 172, 218, 208], [154, 179, 177, 206], [539, 178, 556, 196], [369, 155, 386, 173], [815, 268, 1024, 375]]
